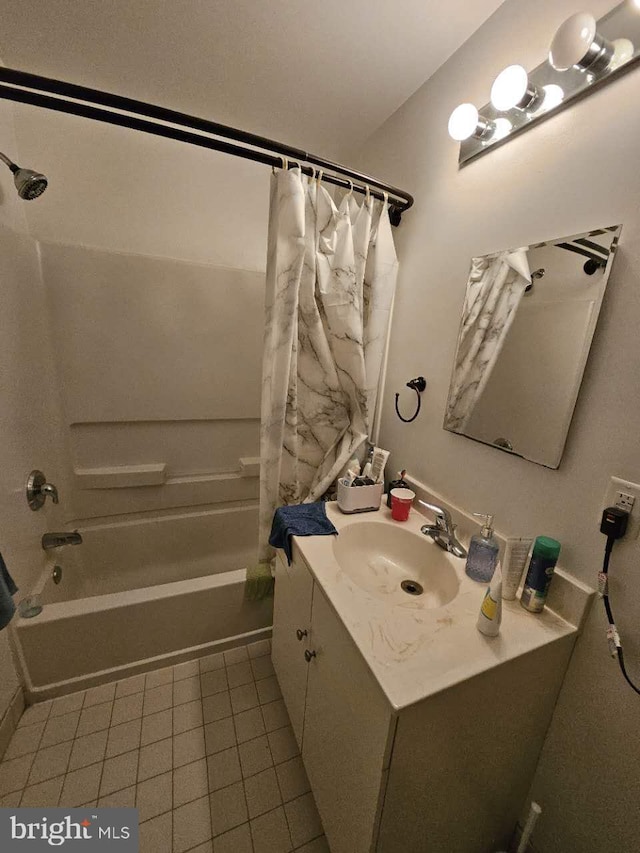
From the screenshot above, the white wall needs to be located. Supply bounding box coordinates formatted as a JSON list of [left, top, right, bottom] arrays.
[[354, 1, 640, 850], [41, 242, 263, 423], [13, 104, 270, 271], [0, 102, 67, 723]]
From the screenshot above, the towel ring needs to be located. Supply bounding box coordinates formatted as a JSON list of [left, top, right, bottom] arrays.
[[395, 377, 426, 423]]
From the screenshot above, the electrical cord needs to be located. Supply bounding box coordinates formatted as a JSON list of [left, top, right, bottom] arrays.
[[600, 533, 640, 696]]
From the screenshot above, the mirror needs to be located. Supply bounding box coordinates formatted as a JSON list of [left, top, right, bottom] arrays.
[[444, 225, 622, 468]]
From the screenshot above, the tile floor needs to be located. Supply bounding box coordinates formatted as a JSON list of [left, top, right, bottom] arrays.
[[0, 640, 330, 853]]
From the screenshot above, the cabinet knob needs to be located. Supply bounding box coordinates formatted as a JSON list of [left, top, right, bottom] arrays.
[[296, 629, 308, 641], [304, 649, 316, 663]]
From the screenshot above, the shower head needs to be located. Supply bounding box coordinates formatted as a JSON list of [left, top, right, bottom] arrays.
[[0, 152, 48, 200], [14, 167, 48, 200]]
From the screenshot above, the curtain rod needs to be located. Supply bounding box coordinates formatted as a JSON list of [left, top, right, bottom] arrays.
[[0, 67, 414, 225]]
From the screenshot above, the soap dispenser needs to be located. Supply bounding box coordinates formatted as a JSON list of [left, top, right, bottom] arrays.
[[465, 513, 499, 583]]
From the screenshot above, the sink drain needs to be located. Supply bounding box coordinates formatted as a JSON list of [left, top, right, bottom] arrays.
[[401, 579, 424, 596]]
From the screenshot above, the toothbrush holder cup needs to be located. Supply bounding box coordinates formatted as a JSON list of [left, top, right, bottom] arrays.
[[337, 479, 384, 513], [390, 487, 416, 521]]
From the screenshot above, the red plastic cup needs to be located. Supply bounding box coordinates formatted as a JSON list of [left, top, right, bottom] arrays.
[[390, 488, 415, 522]]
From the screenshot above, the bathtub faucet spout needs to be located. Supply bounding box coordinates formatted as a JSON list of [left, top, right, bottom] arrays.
[[42, 531, 83, 550]]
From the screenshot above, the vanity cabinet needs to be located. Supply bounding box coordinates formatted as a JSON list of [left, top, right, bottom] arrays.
[[272, 552, 314, 746], [273, 552, 394, 853], [302, 574, 395, 853], [273, 547, 575, 853]]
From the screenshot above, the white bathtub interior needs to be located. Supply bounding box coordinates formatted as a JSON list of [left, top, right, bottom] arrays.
[[41, 504, 260, 602]]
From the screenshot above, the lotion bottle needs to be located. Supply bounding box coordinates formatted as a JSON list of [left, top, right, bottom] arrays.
[[465, 513, 499, 583], [502, 536, 534, 600]]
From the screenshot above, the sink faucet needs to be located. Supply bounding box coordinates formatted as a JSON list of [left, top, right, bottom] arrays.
[[42, 531, 83, 551], [418, 501, 467, 558]]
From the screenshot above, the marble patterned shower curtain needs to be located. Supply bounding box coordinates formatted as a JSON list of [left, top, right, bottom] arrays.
[[444, 248, 531, 432], [258, 168, 398, 563]]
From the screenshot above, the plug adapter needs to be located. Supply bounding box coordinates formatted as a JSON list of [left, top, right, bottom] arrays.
[[600, 506, 629, 540]]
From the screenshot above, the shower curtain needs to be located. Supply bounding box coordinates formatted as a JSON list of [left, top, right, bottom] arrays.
[[256, 167, 398, 567], [444, 248, 531, 432]]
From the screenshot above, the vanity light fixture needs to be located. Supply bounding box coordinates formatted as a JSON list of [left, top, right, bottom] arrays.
[[447, 103, 494, 141], [451, 2, 640, 166]]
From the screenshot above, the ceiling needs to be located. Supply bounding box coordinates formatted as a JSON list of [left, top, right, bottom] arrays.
[[1, 0, 505, 159]]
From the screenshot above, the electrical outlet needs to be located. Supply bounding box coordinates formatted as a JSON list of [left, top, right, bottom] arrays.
[[616, 491, 636, 513], [602, 476, 640, 540]]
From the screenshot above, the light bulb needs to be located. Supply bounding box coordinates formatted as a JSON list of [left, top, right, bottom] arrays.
[[492, 118, 512, 140], [549, 12, 614, 73], [491, 65, 528, 110], [491, 65, 543, 112], [541, 84, 564, 110], [610, 38, 634, 70], [448, 103, 480, 140]]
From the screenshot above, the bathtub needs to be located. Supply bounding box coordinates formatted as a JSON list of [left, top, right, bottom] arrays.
[[13, 505, 272, 700]]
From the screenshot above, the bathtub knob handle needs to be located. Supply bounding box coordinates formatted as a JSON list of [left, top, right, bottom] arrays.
[[296, 629, 308, 641], [304, 649, 316, 663], [26, 470, 59, 511]]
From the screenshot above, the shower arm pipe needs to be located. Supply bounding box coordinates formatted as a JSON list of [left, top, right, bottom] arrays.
[[0, 67, 414, 223], [0, 151, 16, 171]]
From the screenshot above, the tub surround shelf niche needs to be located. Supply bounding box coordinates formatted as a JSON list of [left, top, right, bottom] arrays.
[[239, 456, 261, 478], [75, 459, 263, 490], [74, 463, 167, 489], [273, 501, 589, 852], [73, 472, 259, 520]]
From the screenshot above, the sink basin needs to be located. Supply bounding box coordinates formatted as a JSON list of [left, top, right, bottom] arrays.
[[332, 521, 460, 608]]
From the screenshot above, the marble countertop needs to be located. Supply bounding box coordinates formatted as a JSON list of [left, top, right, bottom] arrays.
[[293, 500, 578, 712]]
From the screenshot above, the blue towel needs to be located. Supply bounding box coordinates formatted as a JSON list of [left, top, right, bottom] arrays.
[[0, 552, 18, 630], [269, 502, 338, 565]]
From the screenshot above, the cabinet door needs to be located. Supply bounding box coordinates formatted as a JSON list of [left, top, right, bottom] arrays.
[[272, 551, 314, 748], [302, 585, 395, 853]]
